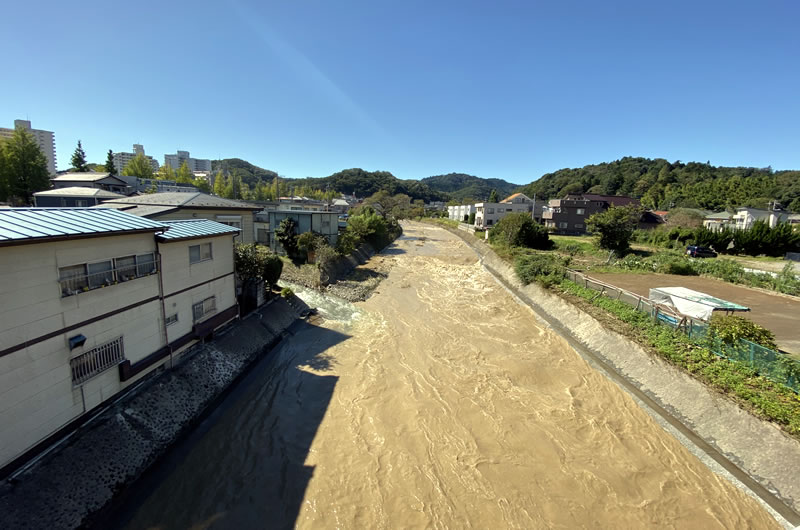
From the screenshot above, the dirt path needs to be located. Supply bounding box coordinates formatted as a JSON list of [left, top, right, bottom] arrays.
[[589, 272, 800, 355], [121, 224, 781, 529]]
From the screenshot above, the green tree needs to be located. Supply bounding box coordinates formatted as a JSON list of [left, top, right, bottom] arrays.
[[275, 218, 301, 262], [70, 140, 89, 172], [193, 177, 211, 194], [122, 152, 155, 179], [586, 205, 642, 254], [213, 172, 227, 196], [488, 189, 499, 203], [156, 164, 176, 181], [0, 128, 50, 205], [104, 149, 117, 175], [489, 212, 552, 249], [176, 161, 194, 183]]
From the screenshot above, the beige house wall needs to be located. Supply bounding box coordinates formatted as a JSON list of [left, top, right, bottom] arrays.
[[0, 233, 168, 469], [158, 235, 237, 345]]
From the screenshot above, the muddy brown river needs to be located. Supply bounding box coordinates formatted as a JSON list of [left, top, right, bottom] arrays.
[[119, 223, 779, 529]]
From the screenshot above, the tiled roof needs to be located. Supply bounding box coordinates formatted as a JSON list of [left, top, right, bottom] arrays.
[[0, 208, 166, 245], [157, 219, 240, 241], [34, 187, 126, 198], [102, 192, 260, 209]]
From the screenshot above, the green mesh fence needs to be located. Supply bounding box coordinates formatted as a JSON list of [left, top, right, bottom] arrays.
[[567, 270, 800, 392]]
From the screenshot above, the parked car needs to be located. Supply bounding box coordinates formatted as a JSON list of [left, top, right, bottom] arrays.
[[686, 245, 717, 258]]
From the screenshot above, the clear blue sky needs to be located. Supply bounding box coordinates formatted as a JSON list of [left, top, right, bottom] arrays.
[[2, 0, 798, 184]]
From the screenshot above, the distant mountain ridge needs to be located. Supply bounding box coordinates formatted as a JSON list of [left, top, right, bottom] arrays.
[[517, 157, 800, 212], [421, 173, 519, 201]]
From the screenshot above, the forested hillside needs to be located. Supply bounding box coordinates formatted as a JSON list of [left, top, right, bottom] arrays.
[[421, 173, 518, 201], [517, 157, 800, 212], [212, 158, 278, 188], [276, 168, 448, 202]]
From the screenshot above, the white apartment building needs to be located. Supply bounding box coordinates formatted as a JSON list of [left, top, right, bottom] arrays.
[[474, 193, 534, 229], [0, 119, 57, 175], [0, 209, 239, 475], [447, 204, 476, 223], [164, 150, 212, 172], [112, 144, 160, 175]]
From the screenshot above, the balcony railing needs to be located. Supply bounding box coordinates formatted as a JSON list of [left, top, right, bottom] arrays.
[[59, 262, 158, 298], [70, 337, 125, 386]]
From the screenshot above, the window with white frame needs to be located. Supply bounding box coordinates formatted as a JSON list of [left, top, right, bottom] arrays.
[[575, 223, 584, 229], [87, 260, 114, 288], [576, 208, 585, 215], [559, 222, 569, 228], [58, 253, 157, 297], [192, 296, 217, 322], [70, 337, 124, 386], [166, 313, 178, 326], [189, 242, 213, 264]]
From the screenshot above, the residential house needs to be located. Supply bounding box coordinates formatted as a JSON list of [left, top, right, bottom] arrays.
[[0, 208, 239, 475], [703, 211, 734, 232], [115, 176, 199, 194], [97, 192, 261, 243], [33, 187, 126, 207], [51, 173, 130, 194], [448, 204, 476, 223], [731, 207, 788, 230], [639, 211, 667, 230], [474, 193, 534, 229], [543, 194, 640, 235], [266, 210, 339, 252]]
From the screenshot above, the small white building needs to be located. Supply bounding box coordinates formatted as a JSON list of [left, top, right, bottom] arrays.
[[731, 207, 788, 230], [0, 209, 239, 474], [447, 204, 476, 223], [474, 193, 534, 229]]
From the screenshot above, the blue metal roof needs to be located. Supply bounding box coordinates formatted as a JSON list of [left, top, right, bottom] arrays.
[[156, 219, 240, 241], [0, 208, 166, 245]]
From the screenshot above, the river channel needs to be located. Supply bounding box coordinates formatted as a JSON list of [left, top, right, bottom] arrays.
[[117, 223, 778, 529]]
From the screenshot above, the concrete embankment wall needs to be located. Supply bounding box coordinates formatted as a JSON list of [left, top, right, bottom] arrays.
[[439, 224, 800, 522], [0, 299, 300, 530]]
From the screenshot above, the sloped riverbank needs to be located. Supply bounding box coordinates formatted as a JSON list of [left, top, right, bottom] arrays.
[[435, 221, 800, 525]]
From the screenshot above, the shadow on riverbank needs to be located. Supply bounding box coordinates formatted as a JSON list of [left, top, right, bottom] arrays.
[[110, 320, 349, 530]]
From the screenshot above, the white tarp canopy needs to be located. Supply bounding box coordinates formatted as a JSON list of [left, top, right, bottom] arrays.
[[648, 287, 750, 321]]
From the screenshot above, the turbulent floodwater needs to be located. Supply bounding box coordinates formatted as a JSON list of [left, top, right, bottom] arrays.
[[120, 223, 778, 529]]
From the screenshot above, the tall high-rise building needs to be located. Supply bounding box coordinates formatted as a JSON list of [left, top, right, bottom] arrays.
[[0, 119, 57, 175], [164, 150, 212, 172], [112, 144, 160, 175]]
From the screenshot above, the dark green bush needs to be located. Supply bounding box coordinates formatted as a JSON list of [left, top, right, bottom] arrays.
[[489, 213, 552, 249], [708, 314, 778, 350], [515, 253, 568, 287]]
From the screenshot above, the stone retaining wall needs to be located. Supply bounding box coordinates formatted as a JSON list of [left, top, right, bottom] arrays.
[[0, 299, 300, 530]]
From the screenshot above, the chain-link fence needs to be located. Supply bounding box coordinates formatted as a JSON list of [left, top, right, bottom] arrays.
[[565, 269, 800, 392]]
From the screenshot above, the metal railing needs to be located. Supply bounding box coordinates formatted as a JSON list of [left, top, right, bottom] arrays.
[[59, 262, 157, 297], [565, 269, 800, 392], [70, 337, 125, 386]]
